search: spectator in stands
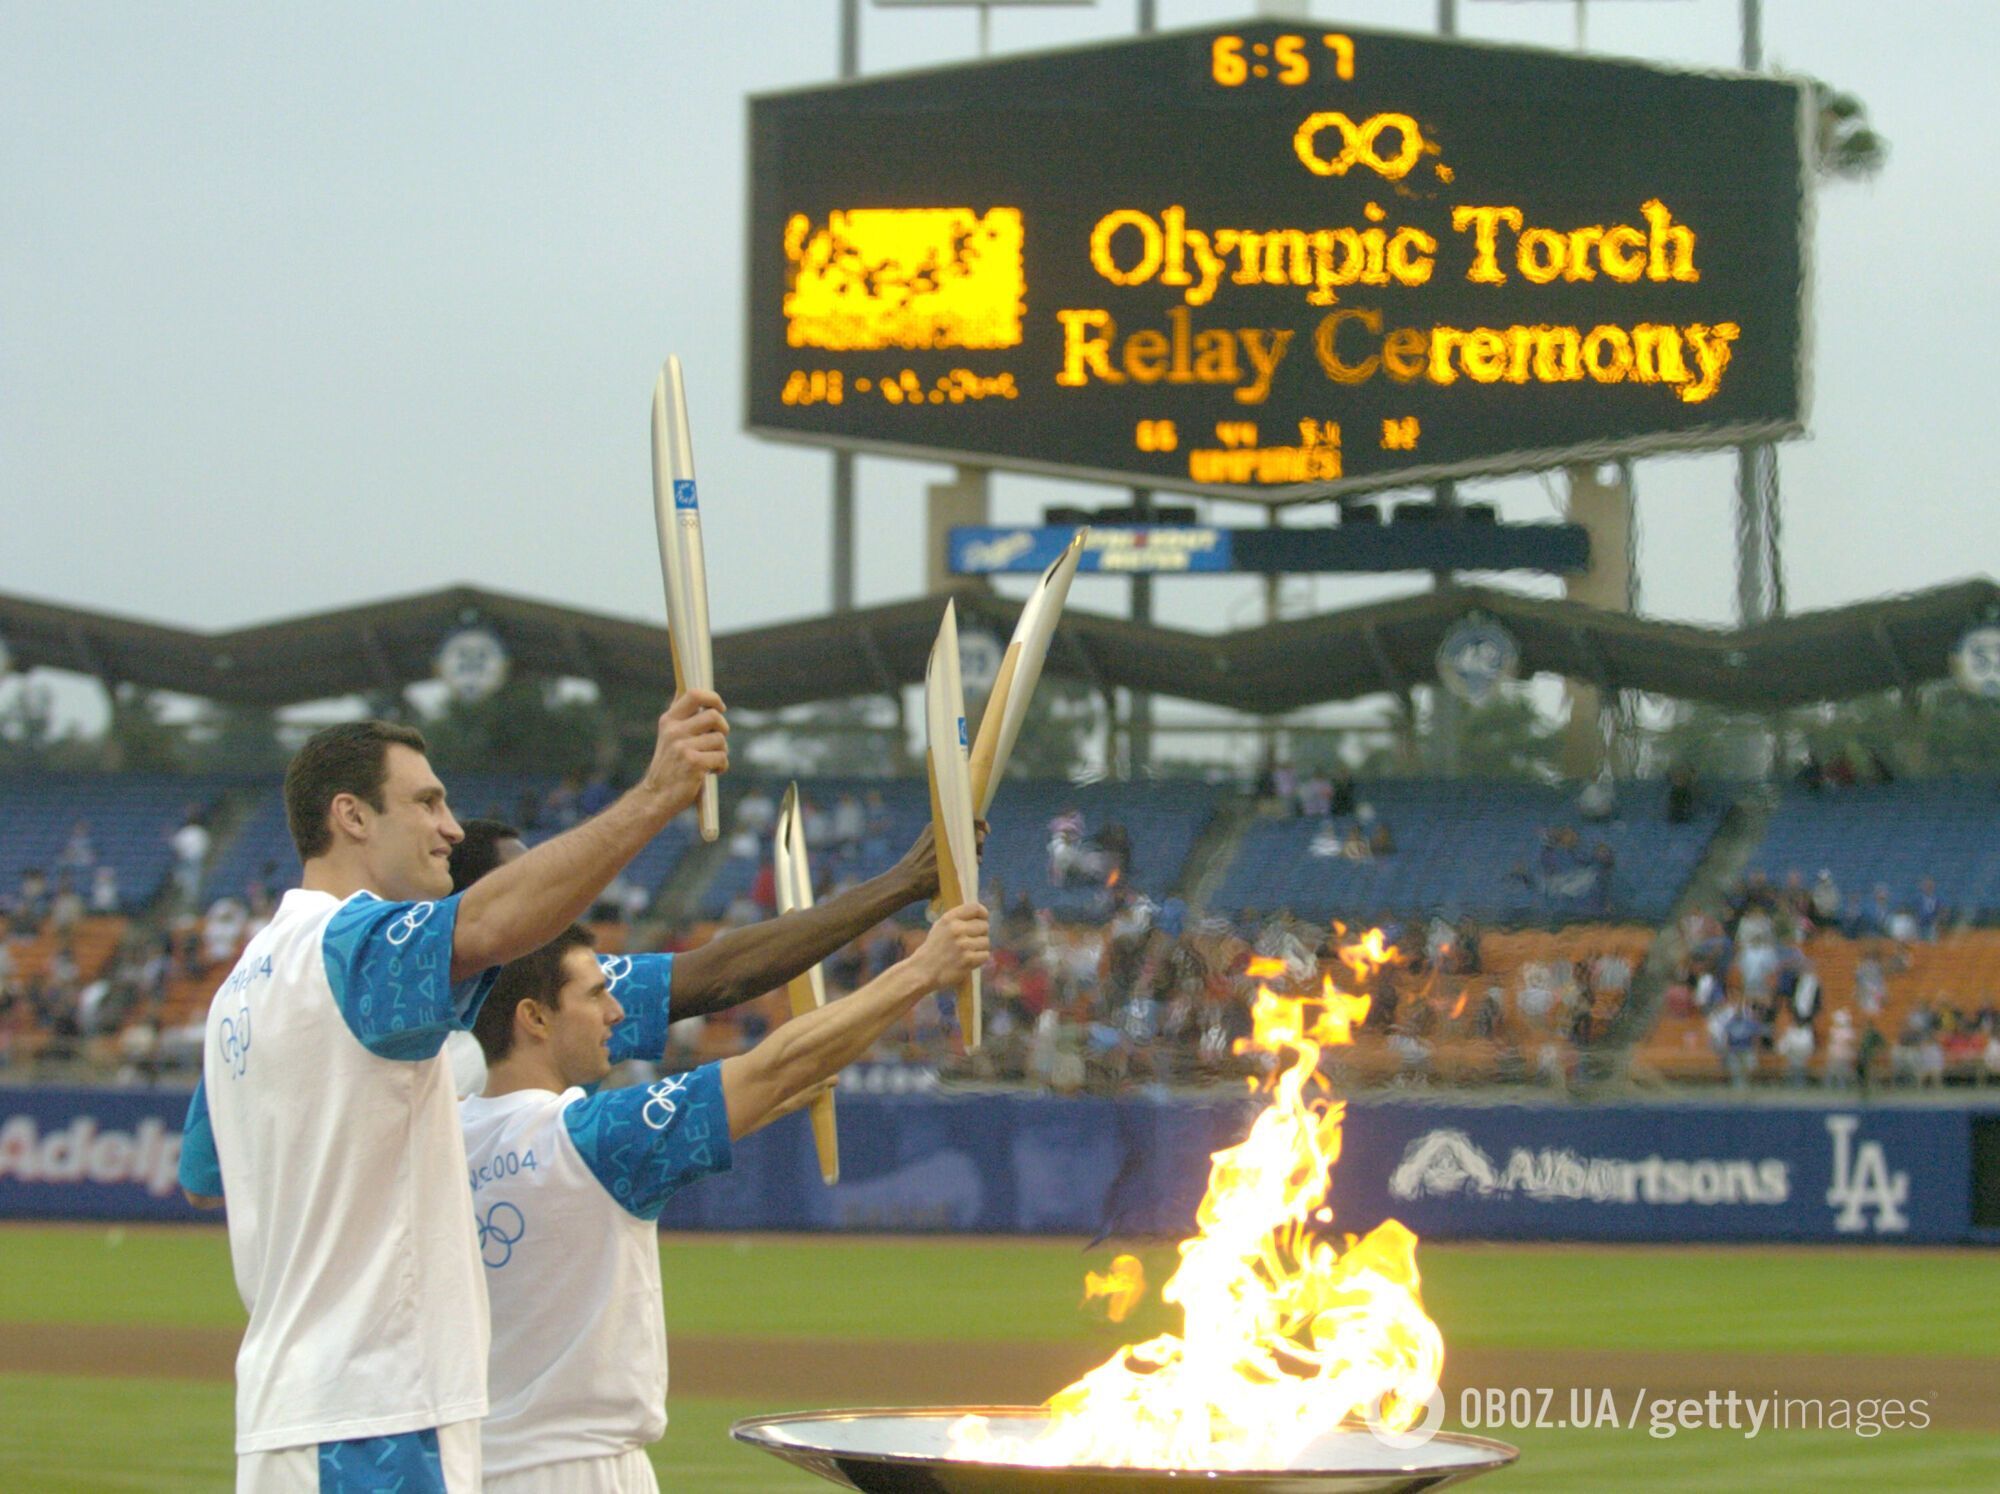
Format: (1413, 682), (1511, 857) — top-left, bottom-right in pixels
(1329, 766), (1358, 818)
(1735, 905), (1778, 1001)
(1588, 842), (1615, 915)
(1665, 765), (1697, 823)
(49, 876), (84, 936)
(1722, 1002), (1763, 1088)
(202, 896), (248, 967)
(1853, 950), (1888, 1018)
(1824, 1007), (1859, 1089)
(1048, 805), (1113, 887)
(832, 792), (866, 852)
(1576, 768), (1615, 822)
(1775, 1015), (1815, 1087)
(1794, 750), (1826, 796)
(89, 864), (120, 915)
(1454, 916), (1484, 976)
(1368, 816), (1396, 858)
(57, 819), (95, 875)
(1892, 1006), (1932, 1087)
(1860, 883), (1895, 940)
(1809, 869), (1842, 928)
(1857, 1021), (1889, 1096)
(1915, 877), (1947, 941)
(1340, 823), (1372, 861)
(168, 810), (210, 906)
(12, 869), (48, 934)
(1776, 871), (1811, 942)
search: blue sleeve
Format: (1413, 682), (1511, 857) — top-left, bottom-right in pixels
(321, 892), (500, 1062)
(562, 1065), (733, 1222)
(178, 1079), (224, 1197)
(602, 952), (675, 1064)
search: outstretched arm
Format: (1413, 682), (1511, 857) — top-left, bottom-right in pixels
(670, 827), (944, 1019)
(450, 691), (727, 981)
(719, 901), (988, 1139)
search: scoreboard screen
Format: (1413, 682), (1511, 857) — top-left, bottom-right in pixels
(745, 22), (1808, 502)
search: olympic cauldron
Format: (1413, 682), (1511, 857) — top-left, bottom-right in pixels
(735, 942), (1521, 1494)
(732, 1408), (1516, 1493)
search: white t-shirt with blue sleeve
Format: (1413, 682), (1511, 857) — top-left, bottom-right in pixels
(180, 887), (500, 1454)
(459, 1065), (731, 1478)
(599, 951), (675, 1064)
(443, 950), (677, 1101)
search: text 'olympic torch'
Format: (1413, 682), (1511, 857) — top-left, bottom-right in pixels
(774, 784), (840, 1185)
(649, 355), (720, 842)
(925, 600), (981, 1050)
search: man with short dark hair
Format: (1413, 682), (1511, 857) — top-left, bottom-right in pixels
(443, 813), (964, 1096)
(178, 694), (728, 1493)
(460, 903), (989, 1492)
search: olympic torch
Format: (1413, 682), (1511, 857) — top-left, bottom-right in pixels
(774, 784), (839, 1185)
(925, 600), (982, 1050)
(649, 356), (720, 841)
(968, 527), (1088, 815)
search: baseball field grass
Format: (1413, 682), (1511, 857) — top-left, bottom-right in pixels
(2, 1226), (1995, 1490)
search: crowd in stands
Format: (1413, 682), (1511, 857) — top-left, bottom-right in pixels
(7, 767), (1999, 1097)
(1666, 863), (2000, 1089)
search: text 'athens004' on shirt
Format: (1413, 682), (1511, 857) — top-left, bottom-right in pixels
(460, 966), (732, 1480)
(177, 888), (501, 1454)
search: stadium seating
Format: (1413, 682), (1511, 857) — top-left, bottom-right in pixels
(698, 778), (1222, 921)
(197, 773), (698, 907)
(1206, 778), (1725, 926)
(1746, 779), (2000, 921)
(0, 773), (223, 911)
(1635, 927), (2000, 1084)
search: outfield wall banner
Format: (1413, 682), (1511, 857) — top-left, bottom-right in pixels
(659, 1096), (1982, 1245)
(0, 1086), (1980, 1242)
(0, 1086), (202, 1222)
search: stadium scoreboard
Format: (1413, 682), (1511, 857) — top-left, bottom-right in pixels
(746, 22), (1809, 502)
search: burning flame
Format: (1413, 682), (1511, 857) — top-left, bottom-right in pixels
(952, 931), (1443, 1470)
(1081, 1254), (1147, 1324)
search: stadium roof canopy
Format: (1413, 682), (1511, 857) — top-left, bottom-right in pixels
(1, 578), (1994, 716)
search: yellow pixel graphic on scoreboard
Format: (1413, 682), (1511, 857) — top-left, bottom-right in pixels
(783, 208), (1025, 351)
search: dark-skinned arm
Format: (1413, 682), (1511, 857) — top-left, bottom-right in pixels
(449, 690), (727, 982)
(719, 902), (989, 1139)
(669, 821), (985, 1020)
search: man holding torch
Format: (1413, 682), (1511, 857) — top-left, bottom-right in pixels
(457, 901), (989, 1492)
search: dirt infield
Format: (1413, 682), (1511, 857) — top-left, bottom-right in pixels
(4, 1322), (1993, 1432)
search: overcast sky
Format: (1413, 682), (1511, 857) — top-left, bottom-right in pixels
(3, 0), (1993, 730)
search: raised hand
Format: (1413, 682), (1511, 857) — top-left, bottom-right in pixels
(643, 689), (729, 817)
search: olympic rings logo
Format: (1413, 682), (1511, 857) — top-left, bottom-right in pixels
(478, 1201), (526, 1268)
(641, 1076), (688, 1131)
(1292, 111), (1428, 181)
(218, 1009), (252, 1079)
(598, 955), (634, 993)
(385, 901), (438, 947)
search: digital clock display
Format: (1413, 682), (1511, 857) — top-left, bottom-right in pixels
(745, 21), (1808, 502)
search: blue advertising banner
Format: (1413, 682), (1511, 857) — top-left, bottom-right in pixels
(1330, 1102), (1972, 1245)
(2, 1085), (1983, 1243)
(949, 525), (1232, 576)
(661, 1094), (1982, 1245)
(0, 1086), (204, 1222)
